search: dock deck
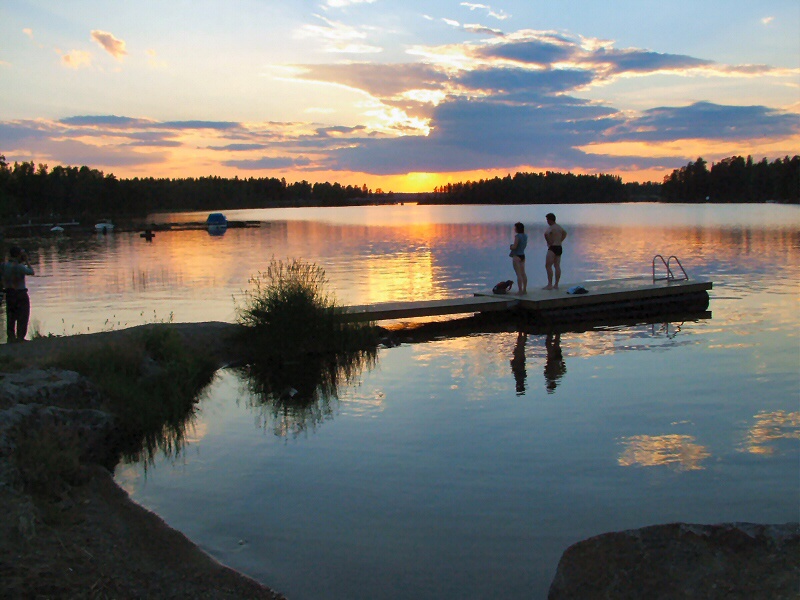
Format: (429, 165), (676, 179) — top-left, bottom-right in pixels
(340, 276), (712, 322)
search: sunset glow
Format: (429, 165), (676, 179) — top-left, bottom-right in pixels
(1, 1), (798, 191)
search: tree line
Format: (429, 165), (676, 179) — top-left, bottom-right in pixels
(425, 171), (633, 204)
(1, 152), (797, 222)
(661, 155), (799, 202)
(0, 155), (375, 221)
(425, 155), (798, 204)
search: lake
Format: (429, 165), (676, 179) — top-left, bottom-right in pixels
(7, 203), (800, 598)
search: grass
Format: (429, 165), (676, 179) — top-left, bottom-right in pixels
(48, 324), (217, 463)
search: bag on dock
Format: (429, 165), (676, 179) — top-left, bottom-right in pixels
(493, 280), (514, 294)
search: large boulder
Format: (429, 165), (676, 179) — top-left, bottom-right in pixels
(549, 522), (800, 599)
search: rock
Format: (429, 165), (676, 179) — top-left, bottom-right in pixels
(0, 369), (118, 479)
(548, 522), (800, 599)
(0, 368), (105, 410)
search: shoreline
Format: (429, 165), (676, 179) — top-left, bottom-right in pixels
(0, 323), (285, 599)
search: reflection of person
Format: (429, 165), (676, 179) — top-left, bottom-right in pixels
(2, 246), (35, 343)
(544, 331), (566, 393)
(509, 222), (528, 294)
(543, 213), (567, 290)
(510, 331), (527, 395)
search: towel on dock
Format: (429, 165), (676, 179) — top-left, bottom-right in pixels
(567, 285), (588, 294)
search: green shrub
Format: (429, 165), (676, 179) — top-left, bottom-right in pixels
(234, 258), (381, 436)
(235, 258), (380, 357)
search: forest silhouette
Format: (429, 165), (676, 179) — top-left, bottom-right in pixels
(0, 153), (797, 223)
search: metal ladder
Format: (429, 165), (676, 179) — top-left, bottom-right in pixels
(652, 255), (688, 283)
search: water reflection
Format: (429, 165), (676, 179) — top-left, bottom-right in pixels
(510, 332), (527, 395)
(618, 434), (711, 471)
(544, 331), (566, 394)
(238, 347), (378, 437)
(8, 204), (798, 339)
(740, 410), (800, 455)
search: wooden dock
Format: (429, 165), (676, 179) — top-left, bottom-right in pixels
(340, 276), (712, 323)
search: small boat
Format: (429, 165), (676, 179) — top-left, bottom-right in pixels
(207, 212), (228, 236)
(95, 220), (114, 234)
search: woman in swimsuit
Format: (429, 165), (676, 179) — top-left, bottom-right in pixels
(509, 222), (528, 294)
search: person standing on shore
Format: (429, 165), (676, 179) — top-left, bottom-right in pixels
(543, 213), (567, 290)
(509, 222), (528, 294)
(2, 246), (34, 343)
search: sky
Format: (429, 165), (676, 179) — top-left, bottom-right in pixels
(1, 0), (798, 192)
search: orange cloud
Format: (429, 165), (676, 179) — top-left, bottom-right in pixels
(61, 50), (92, 69)
(91, 30), (127, 60)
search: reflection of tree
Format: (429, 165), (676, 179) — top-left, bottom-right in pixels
(544, 331), (566, 394)
(510, 332), (527, 395)
(240, 348), (377, 437)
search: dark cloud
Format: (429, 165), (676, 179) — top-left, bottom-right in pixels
(125, 140), (183, 148)
(0, 121), (54, 144)
(58, 116), (241, 132)
(295, 63), (448, 98)
(475, 39), (573, 65)
(160, 120), (241, 130)
(223, 156), (313, 169)
(605, 102), (800, 142)
(588, 48), (713, 74)
(60, 115), (153, 128)
(458, 67), (595, 97)
(208, 143), (269, 151)
(330, 97), (620, 174)
(43, 139), (165, 167)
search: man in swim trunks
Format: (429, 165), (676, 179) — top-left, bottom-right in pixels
(543, 213), (567, 290)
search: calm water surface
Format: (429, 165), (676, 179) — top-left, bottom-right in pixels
(7, 204), (799, 599)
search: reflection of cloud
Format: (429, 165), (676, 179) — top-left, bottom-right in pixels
(91, 30), (127, 60)
(183, 420), (209, 444)
(740, 411), (800, 455)
(618, 434), (711, 471)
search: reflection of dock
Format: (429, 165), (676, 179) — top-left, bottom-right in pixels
(340, 276), (712, 323)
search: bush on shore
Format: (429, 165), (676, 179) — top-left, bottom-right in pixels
(235, 258), (380, 357)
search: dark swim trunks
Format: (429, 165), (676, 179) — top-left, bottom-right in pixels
(511, 253), (525, 261)
(548, 245), (563, 257)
